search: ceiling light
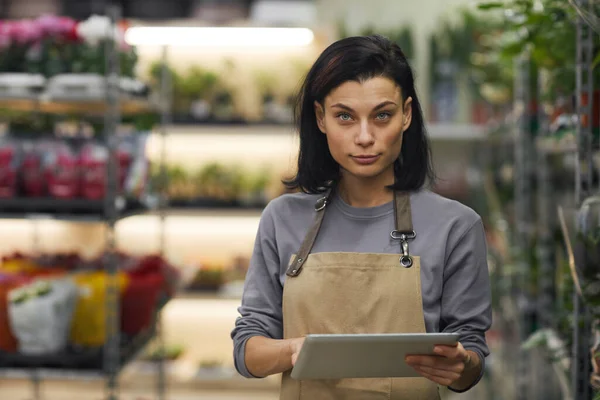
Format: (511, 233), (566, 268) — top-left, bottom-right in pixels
(124, 26), (314, 47)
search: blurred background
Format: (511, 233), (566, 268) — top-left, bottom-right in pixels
(0, 0), (598, 399)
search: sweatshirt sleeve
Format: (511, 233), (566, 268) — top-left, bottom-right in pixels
(440, 217), (492, 392)
(230, 202), (284, 378)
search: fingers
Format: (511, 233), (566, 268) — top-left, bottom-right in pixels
(290, 337), (305, 367)
(405, 355), (464, 374)
(415, 366), (460, 382)
(433, 344), (465, 360)
(413, 362), (464, 378)
(406, 356), (463, 386)
(415, 369), (458, 387)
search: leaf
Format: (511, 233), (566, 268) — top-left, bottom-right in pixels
(593, 51), (600, 70)
(478, 2), (504, 10)
(522, 330), (549, 350)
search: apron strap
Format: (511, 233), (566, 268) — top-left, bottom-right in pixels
(391, 191), (416, 268)
(286, 189), (414, 277)
(393, 191), (414, 233)
(286, 190), (334, 277)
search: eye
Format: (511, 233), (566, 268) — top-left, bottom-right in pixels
(336, 112), (353, 122)
(375, 112), (391, 121)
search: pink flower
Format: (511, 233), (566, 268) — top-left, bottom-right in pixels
(0, 22), (11, 49)
(9, 20), (43, 44)
(37, 15), (64, 36)
(36, 15), (78, 41)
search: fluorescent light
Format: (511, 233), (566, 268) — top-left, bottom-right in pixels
(124, 27), (314, 47)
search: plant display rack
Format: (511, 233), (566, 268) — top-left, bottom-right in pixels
(483, 1), (599, 399)
(0, 7), (171, 400)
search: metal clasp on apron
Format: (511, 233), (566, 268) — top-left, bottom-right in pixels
(390, 230), (416, 268)
(314, 196), (328, 211)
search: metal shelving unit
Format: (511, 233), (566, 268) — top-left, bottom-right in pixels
(0, 7), (170, 400)
(513, 50), (537, 400)
(526, 1), (597, 398)
(572, 1), (595, 398)
(535, 67), (560, 400)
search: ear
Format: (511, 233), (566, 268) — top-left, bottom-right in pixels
(314, 101), (326, 133)
(402, 97), (413, 132)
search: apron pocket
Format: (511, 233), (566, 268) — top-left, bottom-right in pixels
(300, 378), (391, 400)
(390, 377), (440, 400)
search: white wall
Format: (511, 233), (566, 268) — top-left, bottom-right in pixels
(6, 0), (60, 18)
(315, 0), (478, 122)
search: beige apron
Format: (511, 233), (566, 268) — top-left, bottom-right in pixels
(280, 190), (440, 400)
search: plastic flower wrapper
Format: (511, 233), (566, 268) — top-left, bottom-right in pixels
(76, 15), (121, 47)
(31, 15), (80, 76)
(36, 15), (79, 42)
(0, 22), (10, 49)
(7, 20), (43, 45)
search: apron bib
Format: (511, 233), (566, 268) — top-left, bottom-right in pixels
(280, 190), (440, 400)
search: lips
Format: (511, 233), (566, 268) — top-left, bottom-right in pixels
(351, 155), (380, 165)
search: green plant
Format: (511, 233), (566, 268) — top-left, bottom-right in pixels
(255, 69), (278, 103)
(3, 112), (55, 135)
(576, 228), (600, 319)
(477, 0), (596, 101)
(429, 7), (511, 105)
(387, 26), (415, 60)
(141, 343), (185, 362)
(522, 329), (571, 397)
(148, 62), (224, 116)
(190, 267), (225, 289)
(247, 168), (271, 195)
(180, 66), (219, 101)
(199, 359), (223, 369)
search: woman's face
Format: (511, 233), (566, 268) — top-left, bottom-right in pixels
(315, 76), (412, 183)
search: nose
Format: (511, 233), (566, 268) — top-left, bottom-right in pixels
(355, 121), (375, 147)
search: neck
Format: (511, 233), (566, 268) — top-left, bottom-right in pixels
(338, 170), (394, 208)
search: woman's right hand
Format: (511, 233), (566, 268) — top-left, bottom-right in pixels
(289, 337), (305, 366)
(245, 336), (306, 377)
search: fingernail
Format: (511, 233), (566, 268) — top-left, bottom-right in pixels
(433, 347), (442, 353)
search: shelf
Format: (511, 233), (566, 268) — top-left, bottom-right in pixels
(0, 97), (154, 116)
(0, 295), (172, 379)
(0, 97), (40, 113)
(0, 197), (152, 222)
(0, 327), (155, 380)
(168, 198), (267, 211)
(41, 96), (153, 116)
(0, 367), (104, 381)
(536, 137), (577, 155)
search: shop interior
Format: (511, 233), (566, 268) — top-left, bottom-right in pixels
(0, 0), (598, 399)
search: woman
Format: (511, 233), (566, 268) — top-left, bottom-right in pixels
(231, 35), (492, 399)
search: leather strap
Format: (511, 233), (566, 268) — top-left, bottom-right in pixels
(393, 190), (414, 233)
(286, 190), (334, 277)
(286, 189), (413, 277)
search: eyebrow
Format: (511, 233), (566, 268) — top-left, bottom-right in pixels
(330, 100), (397, 112)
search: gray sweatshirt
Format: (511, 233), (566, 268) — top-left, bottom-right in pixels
(231, 189), (492, 392)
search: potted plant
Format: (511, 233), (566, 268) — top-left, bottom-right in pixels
(477, 1), (592, 138)
(196, 358), (236, 379)
(140, 342), (185, 363)
(188, 263), (225, 292)
(184, 67), (219, 122)
(239, 169), (271, 208)
(211, 89), (236, 122)
(574, 196), (600, 319)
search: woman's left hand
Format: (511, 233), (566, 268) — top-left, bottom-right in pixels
(405, 342), (472, 387)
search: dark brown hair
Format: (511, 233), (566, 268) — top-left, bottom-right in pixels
(284, 34), (434, 193)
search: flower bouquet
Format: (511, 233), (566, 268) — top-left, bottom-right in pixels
(0, 14), (136, 77)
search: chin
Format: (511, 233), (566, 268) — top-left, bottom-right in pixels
(342, 166), (387, 180)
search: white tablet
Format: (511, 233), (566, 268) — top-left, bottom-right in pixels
(290, 333), (460, 380)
